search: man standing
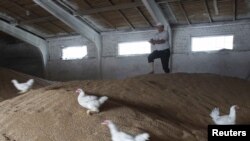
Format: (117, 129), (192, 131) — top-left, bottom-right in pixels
(148, 22), (170, 74)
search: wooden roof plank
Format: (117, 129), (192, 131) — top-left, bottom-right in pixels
(78, 1), (144, 15)
(178, 1), (191, 24)
(20, 16), (56, 24)
(107, 0), (135, 29)
(233, 0), (237, 21)
(82, 0), (114, 29)
(137, 7), (153, 27)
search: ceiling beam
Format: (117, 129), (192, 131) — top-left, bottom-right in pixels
(18, 24), (55, 38)
(178, 1), (191, 24)
(0, 11), (56, 38)
(55, 0), (101, 32)
(0, 19), (48, 68)
(119, 10), (135, 29)
(99, 0), (151, 28)
(129, 0), (152, 26)
(233, 0), (237, 21)
(34, 0), (102, 79)
(204, 0), (212, 23)
(174, 18), (250, 29)
(107, 0), (135, 29)
(157, 0), (183, 4)
(137, 7), (153, 27)
(2, 1), (68, 37)
(141, 0), (172, 44)
(0, 12), (17, 24)
(141, 0), (170, 27)
(82, 0), (114, 29)
(164, 2), (178, 23)
(78, 1), (144, 15)
(12, 1), (69, 35)
(33, 0), (100, 43)
(213, 0), (219, 15)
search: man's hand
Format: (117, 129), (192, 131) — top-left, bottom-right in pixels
(149, 39), (155, 45)
(150, 39), (166, 45)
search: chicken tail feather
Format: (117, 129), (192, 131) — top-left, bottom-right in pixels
(210, 107), (220, 120)
(27, 79), (34, 86)
(98, 96), (108, 104)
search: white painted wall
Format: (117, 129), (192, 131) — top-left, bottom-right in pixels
(172, 22), (250, 79)
(102, 30), (165, 79)
(46, 31), (165, 80)
(46, 36), (98, 81)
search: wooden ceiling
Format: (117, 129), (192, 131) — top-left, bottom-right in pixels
(158, 0), (250, 25)
(0, 0), (250, 43)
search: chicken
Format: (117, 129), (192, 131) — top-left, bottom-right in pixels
(75, 88), (108, 115)
(102, 120), (150, 141)
(210, 105), (239, 125)
(11, 79), (34, 94)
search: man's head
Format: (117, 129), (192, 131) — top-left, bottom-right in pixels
(155, 22), (164, 32)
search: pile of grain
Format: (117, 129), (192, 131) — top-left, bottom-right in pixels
(0, 69), (250, 141)
(0, 67), (52, 101)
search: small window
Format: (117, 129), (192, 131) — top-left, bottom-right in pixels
(191, 35), (234, 52)
(118, 41), (151, 56)
(62, 46), (87, 60)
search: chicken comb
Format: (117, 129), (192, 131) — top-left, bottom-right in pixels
(75, 88), (81, 92)
(101, 120), (109, 125)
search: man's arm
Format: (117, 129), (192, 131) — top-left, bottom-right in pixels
(150, 38), (166, 44)
(153, 39), (166, 44)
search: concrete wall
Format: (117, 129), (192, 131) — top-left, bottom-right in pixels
(47, 21), (250, 80)
(47, 36), (99, 81)
(43, 21), (250, 81)
(102, 30), (165, 79)
(172, 22), (250, 79)
(47, 31), (165, 80)
(0, 43), (44, 77)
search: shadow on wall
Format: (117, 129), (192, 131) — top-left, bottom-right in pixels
(0, 43), (44, 78)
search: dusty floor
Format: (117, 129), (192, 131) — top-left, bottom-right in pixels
(0, 68), (250, 141)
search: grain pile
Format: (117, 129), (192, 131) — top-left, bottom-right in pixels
(0, 67), (52, 101)
(0, 69), (250, 141)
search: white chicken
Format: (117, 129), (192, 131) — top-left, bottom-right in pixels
(210, 105), (239, 125)
(75, 88), (108, 115)
(102, 120), (150, 141)
(11, 79), (34, 94)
